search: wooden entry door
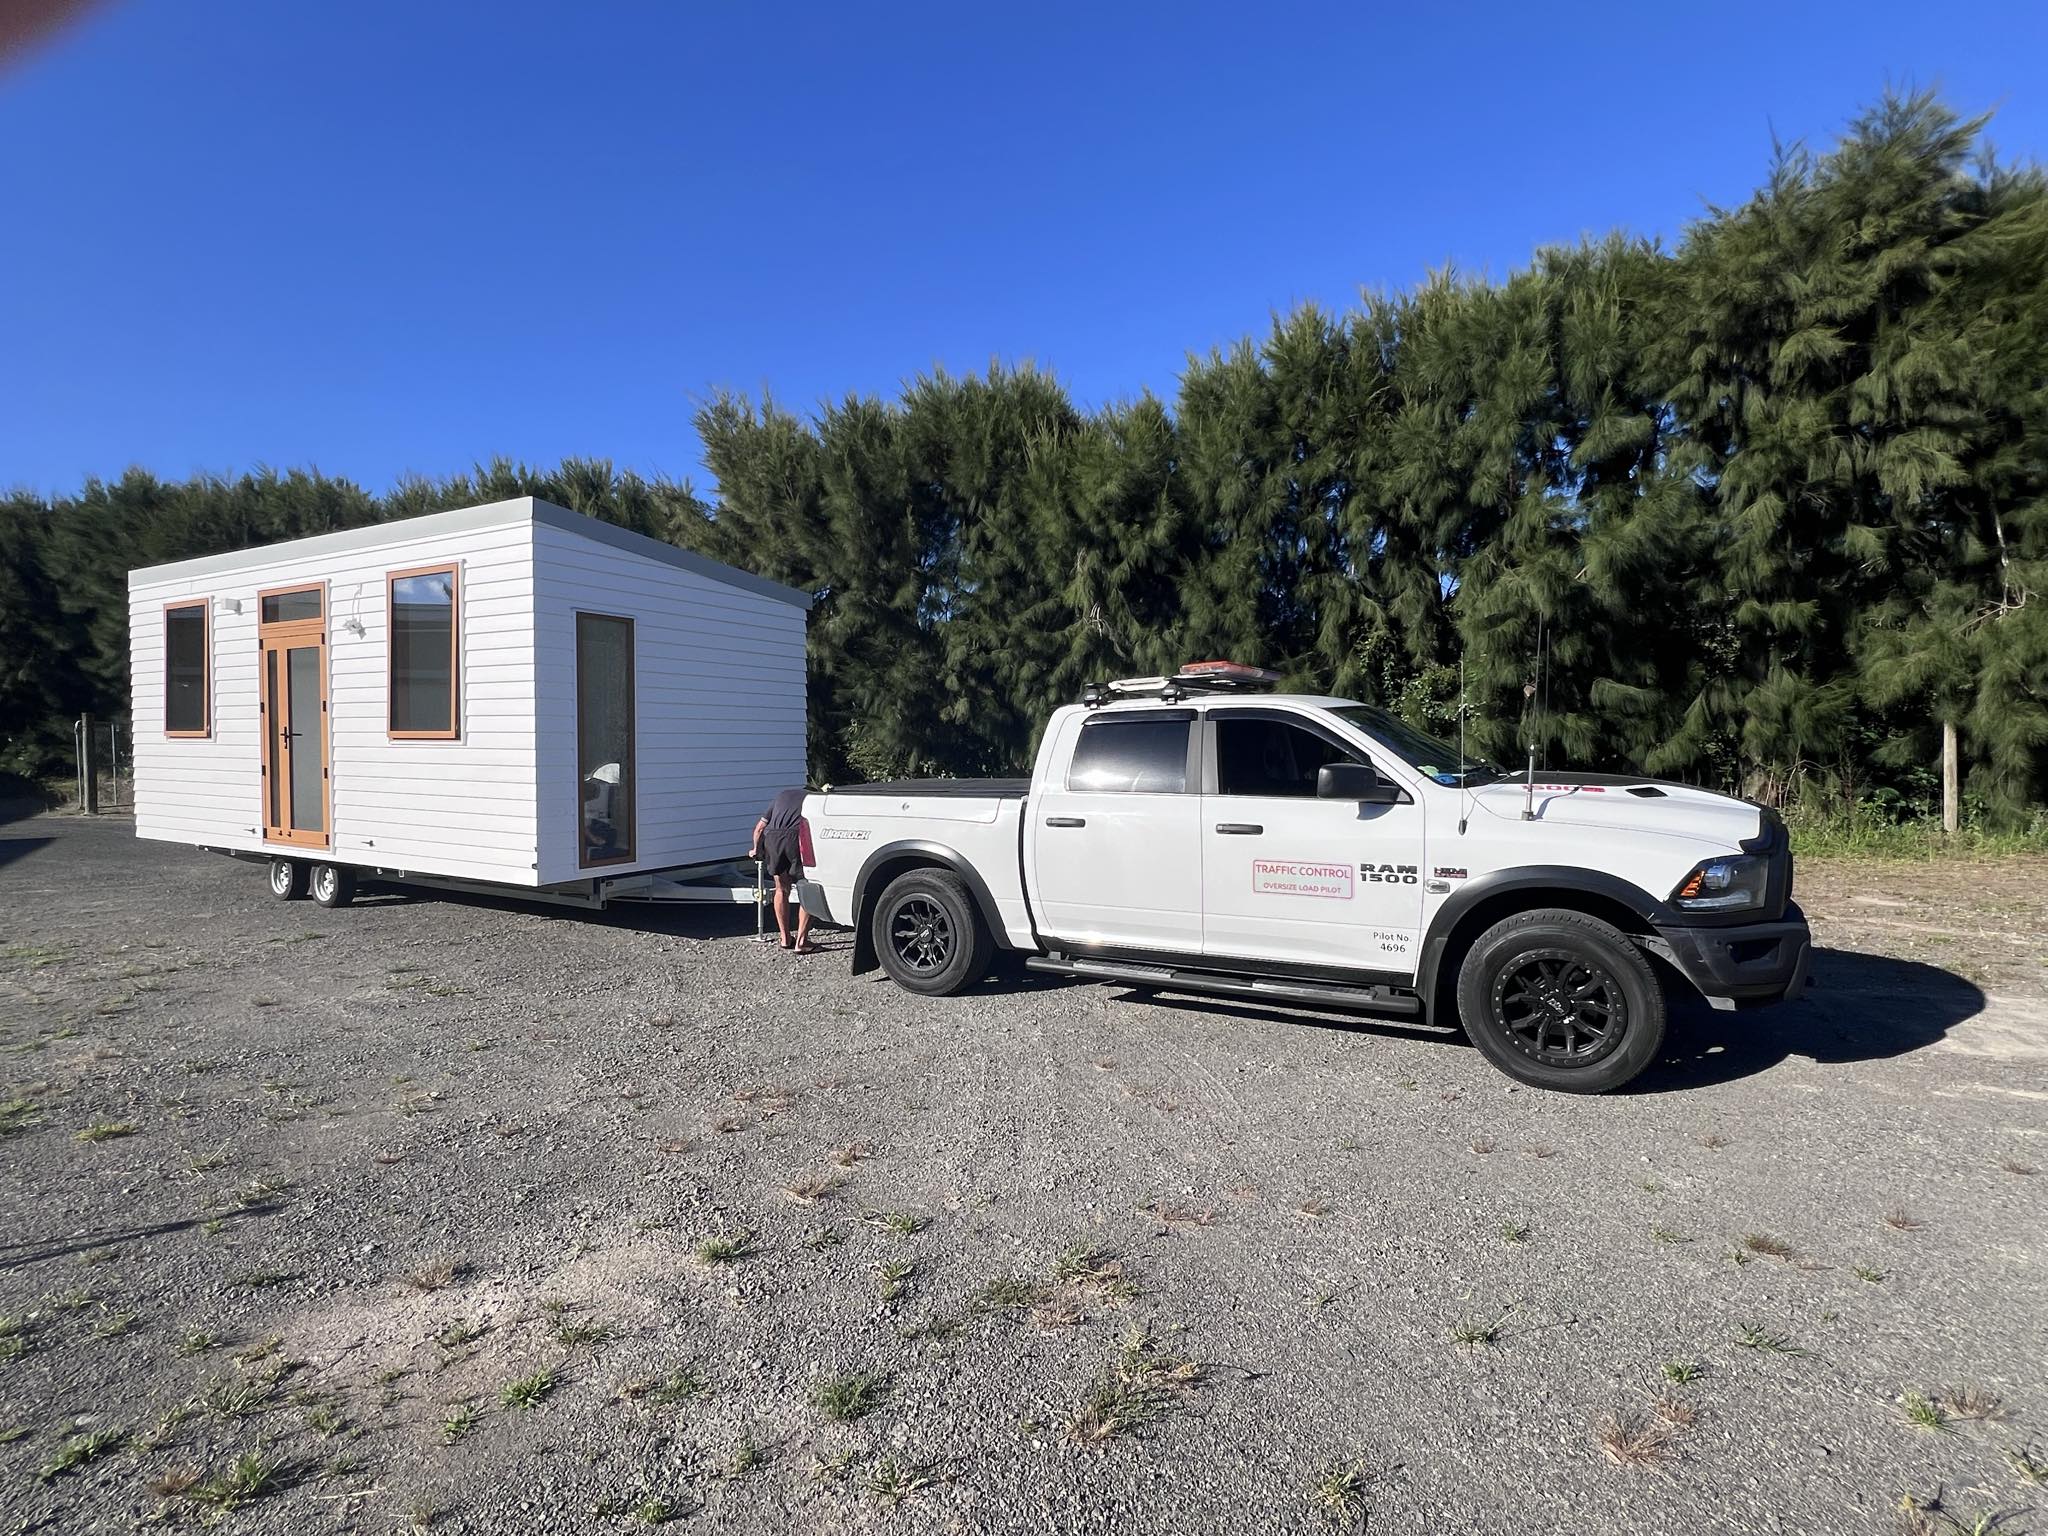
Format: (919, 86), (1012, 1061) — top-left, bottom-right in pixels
(258, 585), (330, 848)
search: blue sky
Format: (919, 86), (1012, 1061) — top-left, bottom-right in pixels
(2, 0), (2044, 499)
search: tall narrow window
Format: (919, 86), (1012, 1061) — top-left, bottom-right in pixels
(165, 601), (210, 736)
(576, 613), (635, 867)
(388, 565), (459, 737)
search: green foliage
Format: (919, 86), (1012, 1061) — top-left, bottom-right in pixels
(2, 90), (2043, 819)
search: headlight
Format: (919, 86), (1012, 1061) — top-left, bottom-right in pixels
(1671, 855), (1767, 912)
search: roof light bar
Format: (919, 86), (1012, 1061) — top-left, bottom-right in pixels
(1080, 660), (1283, 706)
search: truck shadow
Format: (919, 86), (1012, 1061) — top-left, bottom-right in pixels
(1083, 946), (1981, 1093)
(1629, 946), (1983, 1094)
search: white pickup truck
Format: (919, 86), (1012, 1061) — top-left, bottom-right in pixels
(796, 667), (1810, 1093)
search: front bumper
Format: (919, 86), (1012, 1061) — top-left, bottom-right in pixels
(1646, 903), (1811, 1012)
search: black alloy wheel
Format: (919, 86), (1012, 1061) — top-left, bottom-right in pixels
(889, 894), (955, 976)
(1491, 949), (1625, 1068)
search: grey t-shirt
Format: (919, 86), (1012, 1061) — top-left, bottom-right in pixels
(764, 788), (805, 829)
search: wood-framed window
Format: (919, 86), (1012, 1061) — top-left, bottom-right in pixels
(387, 563), (460, 739)
(576, 612), (636, 868)
(164, 599), (211, 737)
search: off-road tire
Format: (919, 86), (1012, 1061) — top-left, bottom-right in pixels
(1455, 908), (1666, 1094)
(870, 867), (995, 997)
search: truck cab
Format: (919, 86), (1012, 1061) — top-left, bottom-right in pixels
(797, 667), (1810, 1094)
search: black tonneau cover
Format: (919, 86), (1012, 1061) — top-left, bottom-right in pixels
(827, 779), (1032, 799)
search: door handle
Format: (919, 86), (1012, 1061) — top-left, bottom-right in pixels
(1045, 816), (1086, 828)
(1215, 823), (1263, 835)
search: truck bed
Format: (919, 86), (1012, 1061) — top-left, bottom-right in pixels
(825, 779), (1033, 799)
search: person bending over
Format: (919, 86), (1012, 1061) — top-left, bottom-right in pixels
(750, 786), (815, 953)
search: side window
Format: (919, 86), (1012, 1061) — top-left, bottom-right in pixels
(165, 601), (209, 737)
(1214, 716), (1359, 797)
(1067, 717), (1190, 794)
(389, 565), (460, 737)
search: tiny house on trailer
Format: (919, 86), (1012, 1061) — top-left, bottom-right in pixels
(127, 496), (809, 907)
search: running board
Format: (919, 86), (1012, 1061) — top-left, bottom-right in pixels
(1024, 955), (1423, 1018)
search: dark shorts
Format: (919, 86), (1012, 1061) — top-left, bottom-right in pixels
(762, 828), (804, 879)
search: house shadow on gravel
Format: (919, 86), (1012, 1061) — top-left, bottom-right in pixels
(1064, 945), (1981, 1094)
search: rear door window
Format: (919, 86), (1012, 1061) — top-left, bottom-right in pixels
(1067, 716), (1192, 794)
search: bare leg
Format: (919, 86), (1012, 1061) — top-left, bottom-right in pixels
(795, 901), (814, 950)
(772, 877), (794, 945)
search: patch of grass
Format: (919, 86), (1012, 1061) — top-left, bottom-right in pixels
(500, 1367), (558, 1410)
(187, 1452), (285, 1513)
(439, 1403), (476, 1444)
(0, 1425), (29, 1444)
(2006, 1443), (2047, 1486)
(1733, 1322), (1810, 1357)
(1053, 1244), (1139, 1302)
(40, 1425), (125, 1481)
(0, 1097), (41, 1137)
(1499, 1220), (1529, 1245)
(75, 1119), (137, 1143)
(970, 1274), (1047, 1315)
(1650, 1225), (1692, 1245)
(810, 1447), (861, 1483)
(1652, 1393), (1698, 1429)
(876, 1260), (915, 1302)
(721, 1434), (764, 1479)
(303, 1405), (346, 1437)
(864, 1453), (942, 1505)
(1854, 1264), (1888, 1283)
(781, 1171), (845, 1205)
(803, 1226), (843, 1252)
(831, 1140), (873, 1167)
(1309, 1460), (1375, 1526)
(1449, 1314), (1501, 1348)
(1596, 1412), (1670, 1467)
(1883, 1205), (1925, 1231)
(0, 1313), (36, 1360)
(632, 1495), (682, 1525)
(551, 1317), (615, 1349)
(407, 1258), (463, 1292)
(1935, 1385), (2005, 1423)
(435, 1319), (489, 1350)
(862, 1209), (929, 1238)
(1662, 1360), (1704, 1385)
(1067, 1324), (1203, 1442)
(1740, 1232), (1794, 1260)
(626, 1365), (708, 1405)
(813, 1371), (889, 1422)
(91, 1309), (139, 1339)
(1901, 1392), (1954, 1435)
(694, 1230), (757, 1266)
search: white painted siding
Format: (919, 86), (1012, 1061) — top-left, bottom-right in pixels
(531, 522), (807, 884)
(129, 511), (544, 884)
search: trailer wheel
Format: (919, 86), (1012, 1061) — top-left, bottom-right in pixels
(1455, 908), (1665, 1094)
(267, 858), (308, 901)
(871, 867), (994, 997)
(309, 864), (357, 909)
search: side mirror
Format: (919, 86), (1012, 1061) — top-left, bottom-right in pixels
(1318, 761), (1401, 804)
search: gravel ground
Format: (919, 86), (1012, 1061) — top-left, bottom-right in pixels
(2, 812), (2045, 1536)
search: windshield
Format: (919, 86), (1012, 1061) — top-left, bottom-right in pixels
(1328, 705), (1505, 787)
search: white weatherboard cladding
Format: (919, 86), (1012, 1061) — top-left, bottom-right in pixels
(128, 497), (810, 891)
(129, 517), (542, 883)
(530, 520), (807, 884)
